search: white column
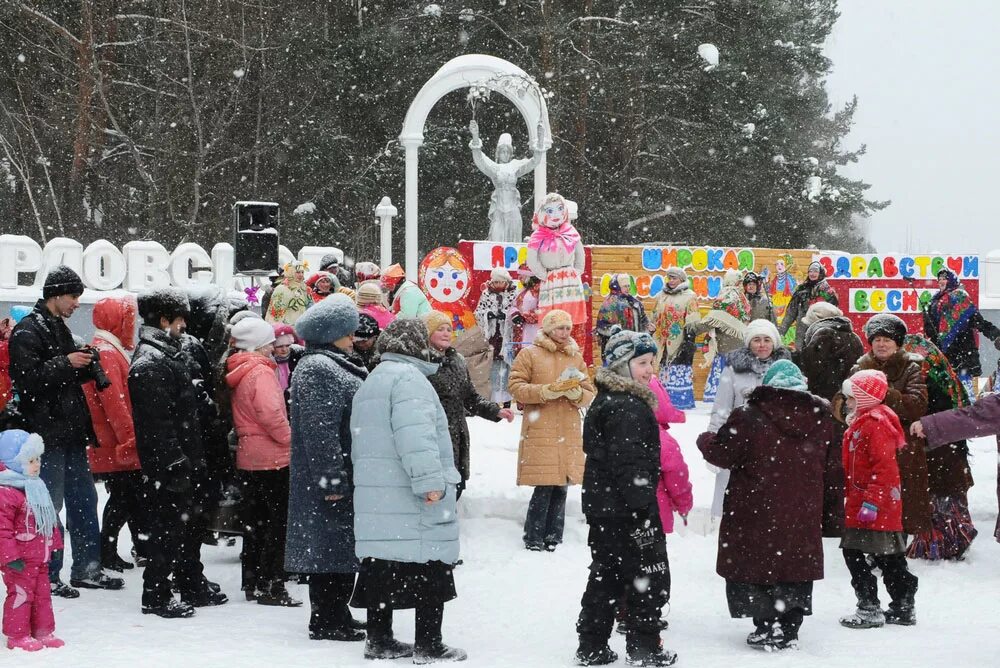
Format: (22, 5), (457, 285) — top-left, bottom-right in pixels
(534, 152), (547, 213)
(375, 196), (398, 268)
(401, 137), (422, 282)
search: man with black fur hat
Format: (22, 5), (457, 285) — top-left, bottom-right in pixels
(8, 265), (125, 597)
(130, 288), (228, 618)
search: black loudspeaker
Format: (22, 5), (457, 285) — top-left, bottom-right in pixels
(233, 201), (280, 274)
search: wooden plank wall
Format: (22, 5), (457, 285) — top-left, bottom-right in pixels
(588, 245), (816, 399)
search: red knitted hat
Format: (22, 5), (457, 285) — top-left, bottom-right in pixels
(844, 369), (889, 411)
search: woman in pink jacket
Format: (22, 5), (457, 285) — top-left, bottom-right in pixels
(225, 318), (299, 607)
(649, 377), (694, 534)
(1, 430), (63, 651)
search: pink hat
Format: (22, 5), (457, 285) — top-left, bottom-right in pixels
(843, 370), (889, 412)
(272, 323), (300, 347)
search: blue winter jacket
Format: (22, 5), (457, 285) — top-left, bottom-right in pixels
(351, 352), (461, 565)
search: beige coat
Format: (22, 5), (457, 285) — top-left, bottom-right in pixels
(509, 332), (595, 486)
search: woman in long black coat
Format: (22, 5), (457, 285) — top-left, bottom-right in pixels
(698, 360), (842, 651)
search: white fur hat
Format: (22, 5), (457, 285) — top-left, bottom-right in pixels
(743, 319), (782, 347)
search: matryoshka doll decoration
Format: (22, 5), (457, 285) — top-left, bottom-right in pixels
(418, 247), (478, 333)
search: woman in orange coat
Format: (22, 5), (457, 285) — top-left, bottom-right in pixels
(82, 296), (146, 572)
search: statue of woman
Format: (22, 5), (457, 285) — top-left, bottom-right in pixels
(469, 120), (547, 243)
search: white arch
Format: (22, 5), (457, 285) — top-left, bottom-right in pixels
(399, 54), (553, 280)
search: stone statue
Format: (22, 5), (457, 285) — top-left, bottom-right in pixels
(469, 119), (547, 243)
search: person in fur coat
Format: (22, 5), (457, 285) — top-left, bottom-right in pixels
(0, 430), (64, 651)
(838, 370), (919, 630)
(832, 314), (932, 536)
(424, 312), (513, 499)
(575, 330), (677, 667)
(796, 302), (864, 401)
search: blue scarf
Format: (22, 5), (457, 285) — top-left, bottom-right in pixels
(0, 468), (57, 539)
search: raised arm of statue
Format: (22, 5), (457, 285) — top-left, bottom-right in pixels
(514, 122), (547, 179)
(469, 120), (500, 179)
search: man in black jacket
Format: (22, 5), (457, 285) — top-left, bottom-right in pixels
(130, 288), (228, 618)
(8, 265), (125, 597)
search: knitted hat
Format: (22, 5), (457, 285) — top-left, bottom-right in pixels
(490, 266), (513, 283)
(843, 369), (889, 411)
(376, 317), (430, 359)
(272, 323), (297, 347)
(541, 309), (573, 334)
(137, 288), (190, 326)
(229, 309), (261, 326)
(355, 261), (381, 283)
(863, 313), (907, 346)
(665, 267), (687, 282)
(742, 271), (761, 286)
(0, 429), (55, 539)
(761, 359), (808, 392)
(743, 318), (782, 347)
(356, 280), (387, 307)
(355, 313), (380, 340)
(42, 265), (84, 300)
(9, 305), (32, 324)
(0, 429), (44, 475)
(320, 253), (340, 272)
(603, 327), (658, 377)
(294, 293), (359, 345)
(801, 301), (844, 327)
(423, 310), (452, 335)
(231, 317), (276, 351)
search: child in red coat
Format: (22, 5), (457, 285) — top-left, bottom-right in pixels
(0, 430), (63, 651)
(839, 370), (919, 629)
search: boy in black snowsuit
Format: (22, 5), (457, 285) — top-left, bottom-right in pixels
(576, 329), (677, 667)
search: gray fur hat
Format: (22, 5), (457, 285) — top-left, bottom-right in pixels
(294, 293), (358, 344)
(863, 313), (907, 346)
(376, 317), (430, 359)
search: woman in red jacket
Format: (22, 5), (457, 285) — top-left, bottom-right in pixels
(82, 296), (146, 572)
(225, 317), (299, 607)
(839, 370), (919, 630)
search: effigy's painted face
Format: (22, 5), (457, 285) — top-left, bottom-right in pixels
(542, 201), (565, 228)
(425, 261), (469, 303)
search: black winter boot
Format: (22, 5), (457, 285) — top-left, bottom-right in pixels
(885, 598), (916, 626)
(256, 580), (303, 607)
(626, 634), (678, 667)
(746, 620), (775, 649)
(575, 641), (618, 666)
(363, 637), (414, 659)
(413, 641), (468, 664)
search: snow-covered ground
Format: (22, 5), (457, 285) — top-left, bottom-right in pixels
(15, 405), (1000, 666)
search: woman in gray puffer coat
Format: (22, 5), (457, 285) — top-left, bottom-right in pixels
(706, 319), (791, 518)
(349, 318), (466, 663)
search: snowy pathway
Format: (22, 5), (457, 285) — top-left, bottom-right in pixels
(17, 407), (1000, 667)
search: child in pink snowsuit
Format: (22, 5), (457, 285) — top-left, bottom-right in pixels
(0, 429), (63, 652)
(649, 377), (694, 533)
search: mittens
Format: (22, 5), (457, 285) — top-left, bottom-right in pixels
(564, 386), (584, 402)
(539, 385), (561, 402)
(7, 559), (25, 572)
(857, 502), (878, 523)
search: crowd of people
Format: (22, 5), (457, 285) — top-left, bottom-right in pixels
(1, 252), (999, 666)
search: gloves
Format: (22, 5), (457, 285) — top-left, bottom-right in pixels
(539, 385), (562, 402)
(6, 559), (25, 572)
(857, 502), (878, 523)
(564, 386), (583, 403)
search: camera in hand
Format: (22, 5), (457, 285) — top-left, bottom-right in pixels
(81, 346), (113, 391)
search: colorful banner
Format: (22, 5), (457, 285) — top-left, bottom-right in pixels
(641, 247), (756, 273)
(471, 242), (527, 271)
(814, 253), (979, 281)
(848, 287), (936, 314)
